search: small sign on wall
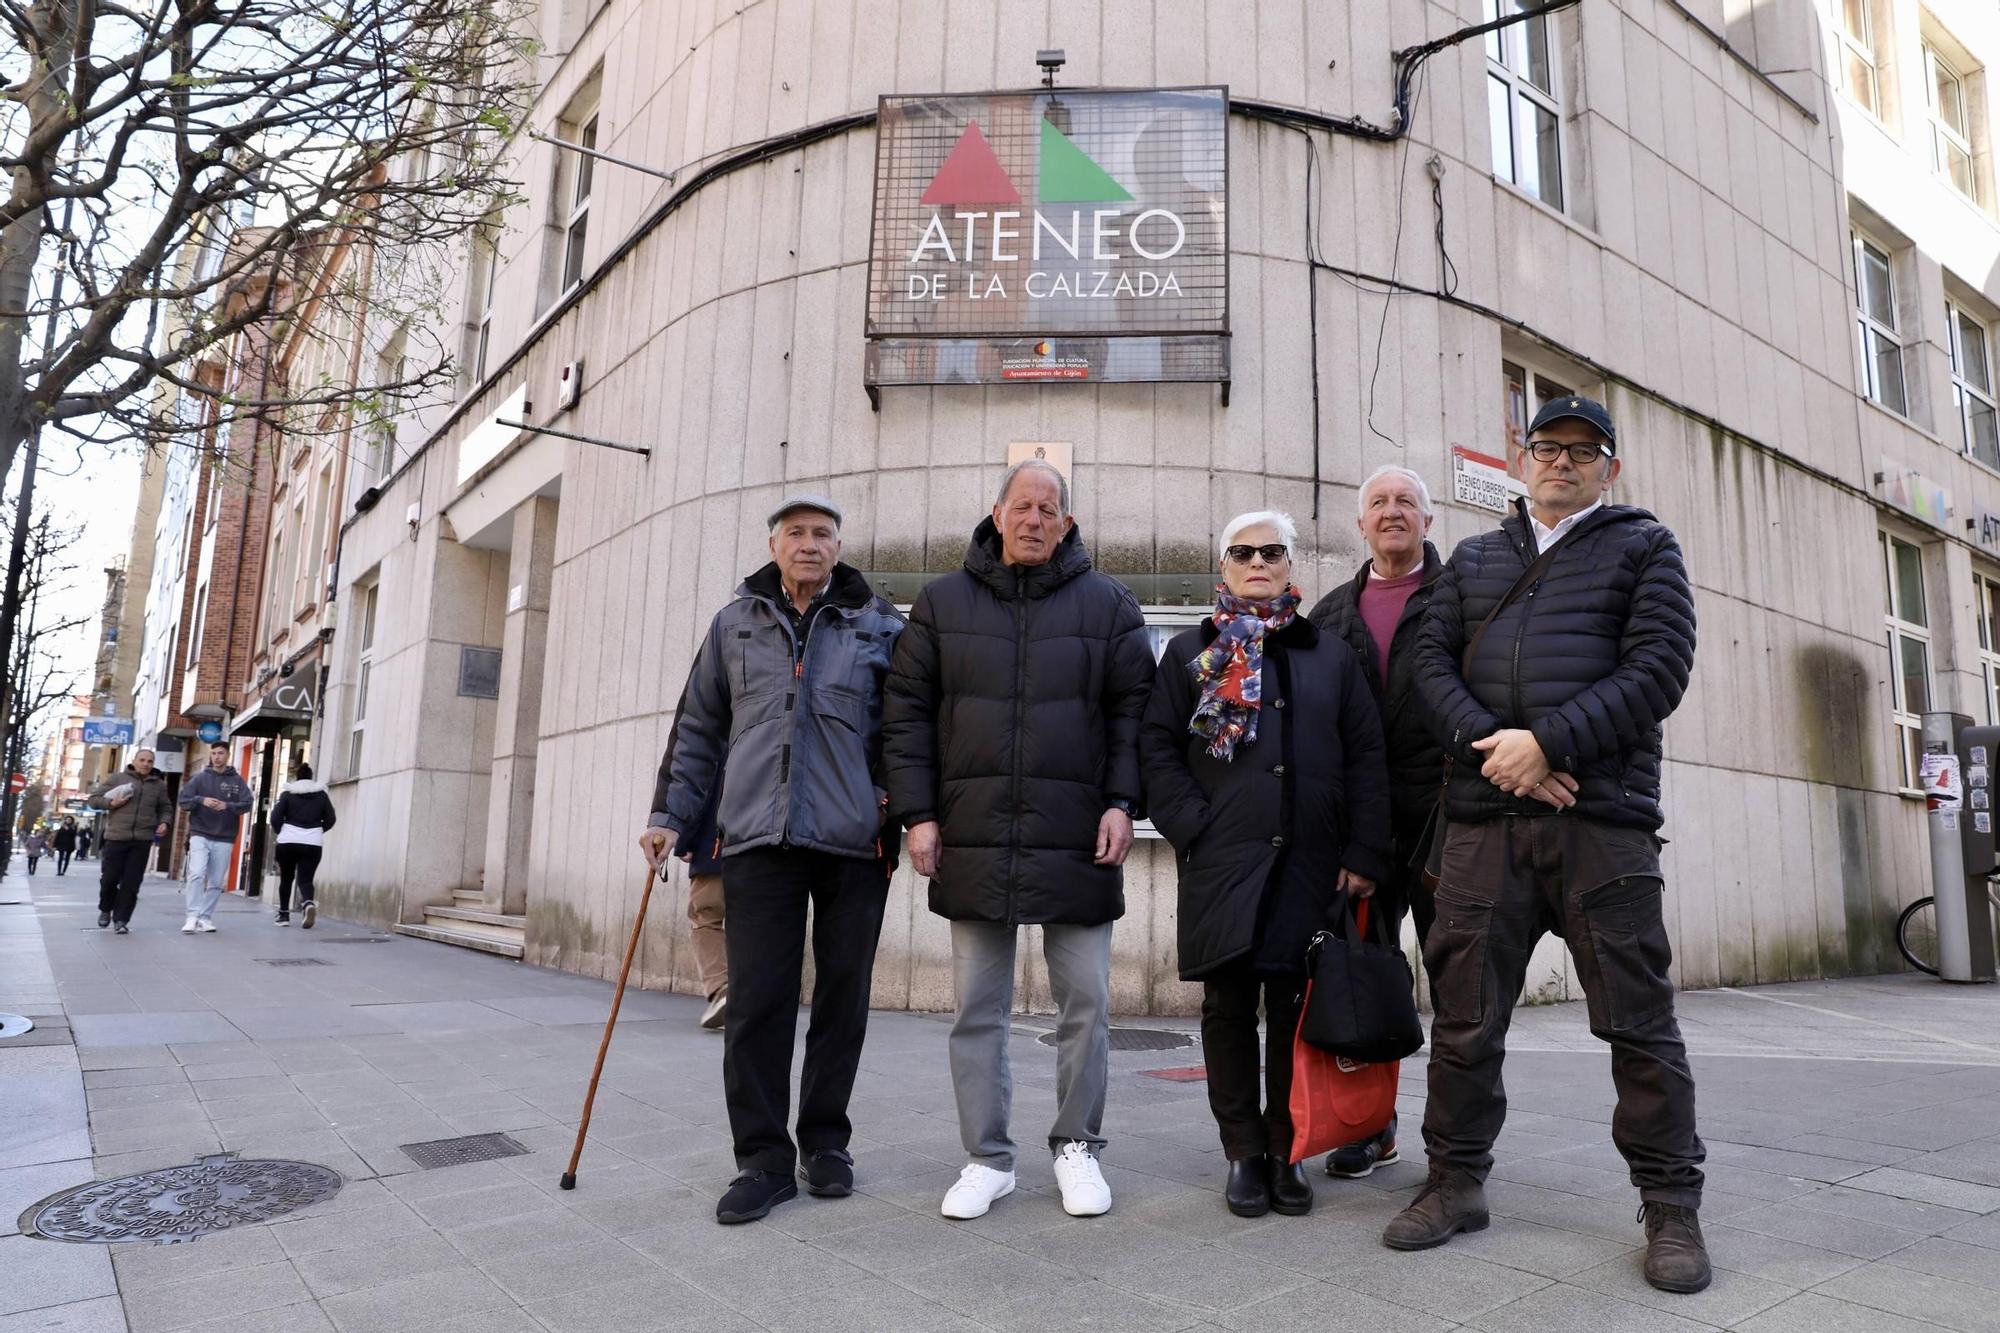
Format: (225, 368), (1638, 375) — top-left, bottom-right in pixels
(1450, 444), (1520, 515)
(1007, 441), (1072, 482)
(458, 647), (502, 700)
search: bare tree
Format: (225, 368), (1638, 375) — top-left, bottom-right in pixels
(1, 0), (534, 482)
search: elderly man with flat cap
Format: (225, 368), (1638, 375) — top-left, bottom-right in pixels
(1390, 395), (1709, 1294)
(643, 493), (905, 1225)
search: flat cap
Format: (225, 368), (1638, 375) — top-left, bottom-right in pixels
(1527, 393), (1616, 450)
(767, 492), (842, 529)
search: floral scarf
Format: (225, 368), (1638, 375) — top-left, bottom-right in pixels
(1188, 584), (1302, 761)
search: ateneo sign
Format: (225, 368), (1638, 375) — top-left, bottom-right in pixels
(865, 86), (1229, 390)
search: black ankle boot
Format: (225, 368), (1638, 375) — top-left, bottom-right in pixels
(1270, 1159), (1314, 1215)
(1225, 1156), (1271, 1218)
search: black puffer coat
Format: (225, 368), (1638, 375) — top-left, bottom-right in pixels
(1142, 616), (1392, 979)
(1309, 542), (1447, 855)
(883, 520), (1154, 925)
(1412, 503), (1696, 832)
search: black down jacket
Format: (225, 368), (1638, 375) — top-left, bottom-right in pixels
(883, 520), (1154, 925)
(1141, 616), (1392, 979)
(1308, 541), (1447, 856)
(1412, 502), (1696, 832)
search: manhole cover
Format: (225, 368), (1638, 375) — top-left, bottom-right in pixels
(20, 1154), (343, 1244)
(400, 1132), (529, 1170)
(256, 958), (331, 966)
(0, 1014), (34, 1039)
(1039, 1027), (1195, 1052)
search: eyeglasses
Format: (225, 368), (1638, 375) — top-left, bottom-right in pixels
(1224, 544), (1291, 564)
(1525, 440), (1612, 464)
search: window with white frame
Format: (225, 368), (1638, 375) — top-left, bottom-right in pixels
(1882, 532), (1932, 791)
(1928, 45), (1977, 199)
(1839, 0), (1881, 116)
(1502, 357), (1581, 454)
(1949, 300), (2000, 468)
(348, 581), (380, 779)
(1977, 572), (2000, 725)
(185, 584), (208, 672)
(1853, 232), (1908, 416)
(1484, 0), (1565, 209)
(469, 221), (500, 384)
(559, 113), (597, 293)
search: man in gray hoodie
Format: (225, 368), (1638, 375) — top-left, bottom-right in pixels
(177, 742), (253, 933)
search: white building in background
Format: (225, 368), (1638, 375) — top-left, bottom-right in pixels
(297, 0), (2000, 1012)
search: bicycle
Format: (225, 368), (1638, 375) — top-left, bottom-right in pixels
(1895, 881), (2000, 976)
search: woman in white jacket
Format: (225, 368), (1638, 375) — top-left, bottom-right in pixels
(269, 763), (336, 927)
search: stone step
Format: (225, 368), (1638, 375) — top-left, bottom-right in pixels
(451, 889), (484, 905)
(424, 905), (526, 930)
(393, 922), (524, 959)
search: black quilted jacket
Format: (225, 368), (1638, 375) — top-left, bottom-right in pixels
(883, 520), (1154, 925)
(1412, 503), (1696, 832)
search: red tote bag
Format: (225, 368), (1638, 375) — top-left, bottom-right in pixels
(1287, 900), (1402, 1164)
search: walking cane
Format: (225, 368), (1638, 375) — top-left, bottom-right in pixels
(560, 859), (664, 1190)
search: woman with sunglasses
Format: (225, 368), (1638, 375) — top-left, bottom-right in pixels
(1140, 510), (1392, 1218)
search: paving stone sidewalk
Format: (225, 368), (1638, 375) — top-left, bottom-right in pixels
(6, 865), (2000, 1332)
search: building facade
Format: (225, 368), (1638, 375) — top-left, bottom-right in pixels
(269, 0), (2000, 1013)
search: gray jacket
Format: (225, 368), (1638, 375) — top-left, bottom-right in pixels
(653, 562), (904, 860)
(87, 767), (172, 842)
(178, 765), (253, 841)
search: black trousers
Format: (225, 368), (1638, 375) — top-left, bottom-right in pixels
(55, 851), (71, 874)
(97, 840), (151, 924)
(722, 847), (890, 1174)
(275, 844), (322, 911)
(1421, 815), (1705, 1207)
(1200, 967), (1305, 1161)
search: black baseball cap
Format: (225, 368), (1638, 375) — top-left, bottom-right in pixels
(1527, 394), (1616, 451)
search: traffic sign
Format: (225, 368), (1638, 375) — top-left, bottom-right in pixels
(196, 721), (224, 744)
(9, 774), (26, 795)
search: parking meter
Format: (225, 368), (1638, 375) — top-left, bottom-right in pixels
(1920, 712), (1999, 983)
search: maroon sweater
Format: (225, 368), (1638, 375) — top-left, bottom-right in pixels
(1358, 567), (1425, 686)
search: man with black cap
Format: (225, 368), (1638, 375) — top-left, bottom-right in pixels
(642, 492), (905, 1224)
(1386, 395), (1709, 1293)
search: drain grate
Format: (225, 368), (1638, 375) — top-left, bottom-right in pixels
(0, 1014), (34, 1039)
(399, 1132), (530, 1170)
(20, 1154), (343, 1244)
(316, 936), (393, 944)
(1039, 1027), (1196, 1053)
(257, 959), (331, 967)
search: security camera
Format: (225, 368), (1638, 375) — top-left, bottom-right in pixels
(1037, 49), (1066, 87)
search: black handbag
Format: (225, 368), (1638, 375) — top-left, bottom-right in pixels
(1299, 894), (1425, 1063)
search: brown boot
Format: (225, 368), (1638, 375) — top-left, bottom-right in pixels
(1640, 1202), (1712, 1292)
(1381, 1165), (1489, 1250)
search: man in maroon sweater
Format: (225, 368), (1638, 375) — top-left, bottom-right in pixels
(1307, 464), (1448, 1178)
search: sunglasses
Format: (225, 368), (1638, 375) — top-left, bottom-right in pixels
(1224, 543), (1291, 564)
(1525, 440), (1613, 464)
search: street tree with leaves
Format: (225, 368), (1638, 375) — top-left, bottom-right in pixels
(1, 0), (534, 482)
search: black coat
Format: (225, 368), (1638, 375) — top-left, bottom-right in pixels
(1308, 542), (1447, 856)
(52, 826), (76, 853)
(883, 520), (1154, 925)
(1141, 615), (1392, 979)
(1412, 502), (1696, 832)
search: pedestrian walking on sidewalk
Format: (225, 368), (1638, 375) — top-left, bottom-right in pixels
(269, 763), (336, 928)
(1307, 465), (1449, 1180)
(177, 742), (252, 934)
(52, 818), (77, 875)
(22, 829), (46, 874)
(883, 460), (1155, 1223)
(1141, 510), (1391, 1220)
(88, 750), (171, 934)
(78, 826), (90, 860)
(1392, 395), (1710, 1293)
(672, 764), (728, 1030)
(642, 494), (904, 1226)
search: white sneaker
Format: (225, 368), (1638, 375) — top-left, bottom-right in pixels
(1052, 1142), (1111, 1217)
(940, 1163), (1016, 1220)
(195, 920), (216, 933)
(181, 919), (198, 933)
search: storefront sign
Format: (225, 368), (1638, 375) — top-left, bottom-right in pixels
(1877, 461), (1951, 530)
(81, 718), (135, 746)
(865, 87), (1228, 390)
(1970, 505), (2000, 557)
(1450, 445), (1520, 515)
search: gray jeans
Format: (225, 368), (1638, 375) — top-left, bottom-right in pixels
(948, 920), (1113, 1172)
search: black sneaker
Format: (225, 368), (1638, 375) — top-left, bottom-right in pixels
(276, 912), (290, 926)
(716, 1169), (798, 1224)
(97, 912), (110, 928)
(1326, 1116), (1400, 1179)
(802, 1149), (854, 1197)
(113, 922), (129, 935)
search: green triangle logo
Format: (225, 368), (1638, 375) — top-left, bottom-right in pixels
(1038, 120), (1133, 203)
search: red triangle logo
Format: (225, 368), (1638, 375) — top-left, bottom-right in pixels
(920, 120), (1020, 206)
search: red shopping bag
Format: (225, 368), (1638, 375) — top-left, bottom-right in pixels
(1287, 899), (1402, 1164)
